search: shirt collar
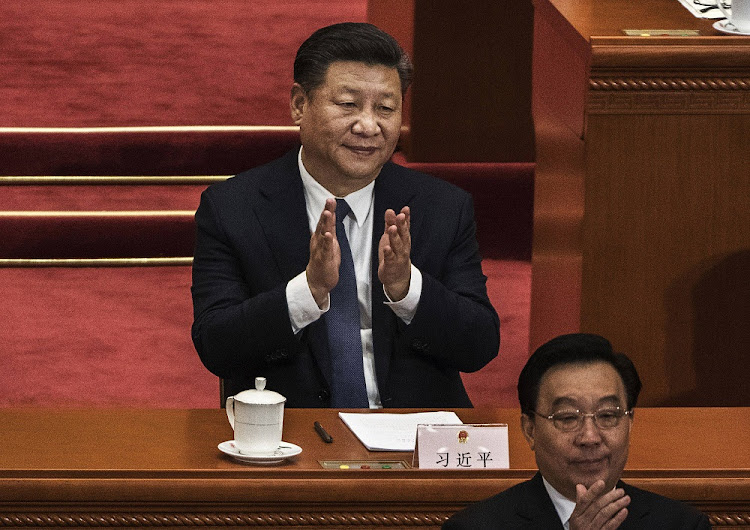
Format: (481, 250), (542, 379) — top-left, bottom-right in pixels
(298, 147), (374, 228)
(542, 476), (576, 528)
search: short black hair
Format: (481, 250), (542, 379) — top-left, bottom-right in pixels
(293, 22), (413, 95)
(517, 333), (642, 415)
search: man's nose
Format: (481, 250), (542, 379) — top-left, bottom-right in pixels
(352, 110), (380, 136)
(576, 415), (603, 445)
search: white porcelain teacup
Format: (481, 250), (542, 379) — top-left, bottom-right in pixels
(718, 0), (750, 32)
(226, 377), (286, 455)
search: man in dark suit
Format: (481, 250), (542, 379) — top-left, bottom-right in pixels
(443, 333), (711, 529)
(191, 22), (499, 408)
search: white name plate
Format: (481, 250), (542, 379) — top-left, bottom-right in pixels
(415, 424), (509, 469)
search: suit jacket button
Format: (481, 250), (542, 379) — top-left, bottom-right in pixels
(411, 339), (430, 353)
(318, 389), (330, 402)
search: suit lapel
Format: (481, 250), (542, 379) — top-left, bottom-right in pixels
(619, 481), (650, 528)
(254, 150), (310, 281)
(371, 163), (417, 395)
(515, 473), (567, 529)
(253, 151), (334, 386)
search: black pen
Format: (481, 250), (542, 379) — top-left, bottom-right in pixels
(314, 421), (333, 443)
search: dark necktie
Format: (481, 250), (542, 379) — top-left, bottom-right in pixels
(326, 199), (369, 408)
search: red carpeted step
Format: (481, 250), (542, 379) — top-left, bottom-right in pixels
(463, 258), (531, 406)
(0, 266), (217, 408)
(0, 1), (368, 128)
(0, 127), (301, 176)
(0, 212), (196, 259)
(3, 184), (207, 211)
(2, 154), (534, 260)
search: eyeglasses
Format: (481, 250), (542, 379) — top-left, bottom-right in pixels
(531, 407), (633, 432)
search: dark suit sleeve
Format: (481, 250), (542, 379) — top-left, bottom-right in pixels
(442, 475), (565, 529)
(622, 482), (713, 530)
(403, 192), (500, 373)
(190, 189), (303, 379)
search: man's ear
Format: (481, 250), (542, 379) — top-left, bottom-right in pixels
(521, 413), (536, 451)
(290, 83), (307, 125)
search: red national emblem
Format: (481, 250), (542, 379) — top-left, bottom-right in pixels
(458, 430), (469, 444)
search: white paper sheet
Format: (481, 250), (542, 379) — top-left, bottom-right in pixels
(338, 411), (463, 451)
(677, 0), (727, 19)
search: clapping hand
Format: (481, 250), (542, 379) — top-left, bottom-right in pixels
(378, 206), (411, 301)
(569, 480), (630, 530)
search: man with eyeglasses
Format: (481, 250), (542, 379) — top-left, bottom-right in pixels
(443, 333), (710, 529)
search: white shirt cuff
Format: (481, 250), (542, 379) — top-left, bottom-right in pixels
(384, 264), (422, 325)
(287, 270), (328, 334)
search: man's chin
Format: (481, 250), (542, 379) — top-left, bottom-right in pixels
(338, 162), (385, 183)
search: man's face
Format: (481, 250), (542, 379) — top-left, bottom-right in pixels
(290, 60), (402, 197)
(521, 361), (633, 501)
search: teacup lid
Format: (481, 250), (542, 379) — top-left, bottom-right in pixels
(232, 377), (286, 405)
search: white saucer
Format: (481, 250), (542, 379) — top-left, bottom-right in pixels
(714, 19), (750, 35)
(218, 440), (302, 464)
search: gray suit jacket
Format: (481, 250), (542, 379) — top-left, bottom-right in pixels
(191, 149), (500, 407)
(442, 472), (711, 529)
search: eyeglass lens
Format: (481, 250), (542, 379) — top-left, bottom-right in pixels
(552, 409), (625, 431)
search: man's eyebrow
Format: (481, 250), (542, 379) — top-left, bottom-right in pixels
(548, 394), (623, 410)
(335, 85), (360, 94)
(334, 85), (398, 99)
(378, 90), (398, 98)
(549, 396), (578, 410)
(597, 395), (624, 407)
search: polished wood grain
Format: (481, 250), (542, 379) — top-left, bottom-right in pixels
(0, 408), (748, 527)
(548, 0), (726, 39)
(530, 0), (750, 407)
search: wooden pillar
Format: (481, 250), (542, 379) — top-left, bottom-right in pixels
(369, 0), (535, 163)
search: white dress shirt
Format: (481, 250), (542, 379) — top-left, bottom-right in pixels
(285, 147), (423, 408)
(543, 476), (576, 529)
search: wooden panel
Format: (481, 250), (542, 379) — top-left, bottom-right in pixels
(547, 0), (734, 38)
(0, 408), (748, 528)
(530, 0), (750, 406)
(582, 112), (750, 406)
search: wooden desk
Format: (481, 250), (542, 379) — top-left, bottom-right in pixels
(0, 408), (748, 528)
(530, 0), (750, 406)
